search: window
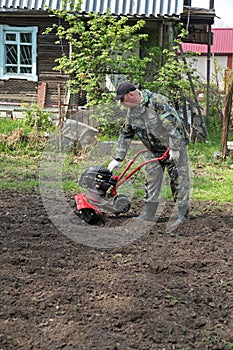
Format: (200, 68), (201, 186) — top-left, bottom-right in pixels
(0, 25), (38, 81)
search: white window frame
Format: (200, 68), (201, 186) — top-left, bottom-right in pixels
(0, 25), (38, 82)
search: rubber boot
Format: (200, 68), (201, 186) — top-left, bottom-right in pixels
(135, 202), (159, 222)
(169, 205), (189, 232)
(177, 205), (189, 223)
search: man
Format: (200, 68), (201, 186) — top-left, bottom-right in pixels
(108, 82), (190, 229)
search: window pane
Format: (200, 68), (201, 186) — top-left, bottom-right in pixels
(2, 26), (36, 79)
(20, 45), (32, 65)
(6, 66), (17, 73)
(20, 67), (32, 73)
(6, 45), (17, 64)
(6, 33), (16, 41)
(20, 32), (32, 43)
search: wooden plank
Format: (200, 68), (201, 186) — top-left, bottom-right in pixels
(0, 94), (37, 103)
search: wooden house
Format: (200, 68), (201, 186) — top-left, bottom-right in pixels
(0, 0), (184, 118)
(182, 28), (233, 90)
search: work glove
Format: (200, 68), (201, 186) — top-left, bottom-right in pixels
(169, 149), (180, 161)
(108, 159), (121, 172)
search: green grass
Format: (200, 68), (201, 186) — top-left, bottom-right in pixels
(0, 117), (22, 133)
(192, 171), (232, 202)
(0, 117), (233, 202)
(187, 139), (233, 202)
(0, 143), (232, 202)
(0, 154), (40, 190)
(0, 116), (32, 136)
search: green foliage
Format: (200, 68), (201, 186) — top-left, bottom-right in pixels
(0, 105), (55, 153)
(0, 117), (21, 134)
(139, 45), (163, 84)
(226, 342), (233, 350)
(0, 118), (27, 153)
(144, 28), (201, 108)
(45, 1), (156, 105)
(91, 103), (126, 139)
(21, 103), (55, 133)
(44, 3), (209, 145)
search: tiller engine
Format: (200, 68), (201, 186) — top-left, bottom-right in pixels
(74, 148), (169, 224)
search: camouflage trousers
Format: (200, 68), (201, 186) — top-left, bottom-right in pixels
(144, 145), (190, 209)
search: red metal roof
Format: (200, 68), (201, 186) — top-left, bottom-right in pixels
(182, 28), (233, 54)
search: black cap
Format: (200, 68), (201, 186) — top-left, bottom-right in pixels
(113, 82), (137, 101)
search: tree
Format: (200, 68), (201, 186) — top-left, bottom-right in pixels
(45, 0), (154, 106)
(45, 4), (207, 140)
(145, 29), (201, 106)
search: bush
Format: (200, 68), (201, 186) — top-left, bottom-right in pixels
(21, 103), (55, 133)
(0, 104), (55, 153)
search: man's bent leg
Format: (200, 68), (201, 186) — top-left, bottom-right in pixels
(135, 160), (164, 221)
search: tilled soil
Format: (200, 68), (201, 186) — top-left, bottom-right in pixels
(1, 189), (233, 350)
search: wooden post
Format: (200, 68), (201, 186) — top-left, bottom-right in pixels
(74, 99), (79, 156)
(224, 68), (232, 94)
(179, 44), (208, 138)
(58, 82), (63, 152)
(206, 24), (212, 125)
(221, 80), (233, 159)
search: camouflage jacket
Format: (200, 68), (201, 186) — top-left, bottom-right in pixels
(113, 90), (189, 161)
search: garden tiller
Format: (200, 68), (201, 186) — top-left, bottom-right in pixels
(74, 148), (169, 225)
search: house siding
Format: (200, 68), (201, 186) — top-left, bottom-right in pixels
(0, 15), (69, 110)
(0, 16), (69, 74)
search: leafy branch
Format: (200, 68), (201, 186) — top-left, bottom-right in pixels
(44, 0), (152, 105)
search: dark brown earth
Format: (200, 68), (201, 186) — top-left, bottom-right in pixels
(1, 189), (233, 350)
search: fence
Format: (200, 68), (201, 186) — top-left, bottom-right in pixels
(0, 78), (232, 157)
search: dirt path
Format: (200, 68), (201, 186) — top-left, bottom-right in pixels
(1, 189), (233, 349)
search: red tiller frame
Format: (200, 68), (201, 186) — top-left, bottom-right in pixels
(110, 147), (170, 196)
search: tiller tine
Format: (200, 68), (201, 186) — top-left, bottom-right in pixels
(74, 193), (105, 225)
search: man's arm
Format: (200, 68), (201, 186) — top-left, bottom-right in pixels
(112, 122), (135, 161)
